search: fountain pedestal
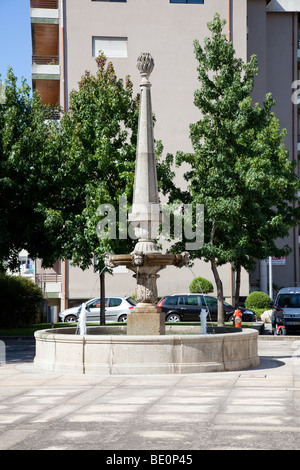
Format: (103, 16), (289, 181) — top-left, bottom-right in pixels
(127, 304), (164, 335)
(128, 263), (165, 335)
(105, 252), (189, 335)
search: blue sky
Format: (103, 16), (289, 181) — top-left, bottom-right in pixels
(0, 0), (32, 87)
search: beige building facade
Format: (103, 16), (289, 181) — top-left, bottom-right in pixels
(29, 0), (300, 313)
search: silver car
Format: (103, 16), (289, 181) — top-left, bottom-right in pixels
(58, 296), (136, 323)
(272, 287), (300, 333)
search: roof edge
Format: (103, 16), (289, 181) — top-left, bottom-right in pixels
(267, 0), (300, 12)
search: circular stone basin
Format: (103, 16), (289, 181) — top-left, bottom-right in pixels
(34, 326), (260, 375)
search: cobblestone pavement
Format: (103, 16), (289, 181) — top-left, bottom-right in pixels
(0, 336), (300, 451)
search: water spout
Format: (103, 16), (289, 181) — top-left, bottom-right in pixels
(200, 308), (208, 334)
(76, 303), (87, 335)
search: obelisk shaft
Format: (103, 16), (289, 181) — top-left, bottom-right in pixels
(129, 53), (161, 254)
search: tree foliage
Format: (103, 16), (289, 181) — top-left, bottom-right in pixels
(174, 14), (300, 324)
(0, 273), (43, 328)
(40, 54), (140, 270)
(0, 68), (60, 270)
(0, 56), (174, 274)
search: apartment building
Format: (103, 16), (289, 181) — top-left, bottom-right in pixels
(29, 0), (300, 313)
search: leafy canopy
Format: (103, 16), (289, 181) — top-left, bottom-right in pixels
(173, 14), (300, 323)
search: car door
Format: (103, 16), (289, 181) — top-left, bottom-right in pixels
(85, 298), (108, 322)
(178, 296), (201, 321)
(106, 297), (123, 322)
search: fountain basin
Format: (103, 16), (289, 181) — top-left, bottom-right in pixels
(34, 326), (259, 374)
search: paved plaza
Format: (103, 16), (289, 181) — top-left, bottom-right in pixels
(0, 334), (300, 451)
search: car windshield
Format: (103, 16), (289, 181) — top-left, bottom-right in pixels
(277, 294), (300, 308)
(126, 297), (137, 306)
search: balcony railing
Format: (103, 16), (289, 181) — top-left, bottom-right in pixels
(32, 55), (59, 65)
(36, 273), (62, 284)
(30, 0), (58, 8)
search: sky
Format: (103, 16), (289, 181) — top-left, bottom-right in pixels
(0, 0), (32, 87)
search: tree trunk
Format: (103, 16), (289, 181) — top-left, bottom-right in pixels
(100, 270), (106, 326)
(235, 264), (241, 308)
(211, 256), (224, 326)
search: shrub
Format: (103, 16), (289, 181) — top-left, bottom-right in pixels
(189, 276), (213, 294)
(0, 274), (43, 328)
(245, 291), (271, 310)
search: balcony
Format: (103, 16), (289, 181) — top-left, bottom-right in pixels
(32, 54), (60, 79)
(36, 273), (62, 298)
(33, 54), (59, 65)
(30, 0), (59, 24)
(31, 0), (58, 7)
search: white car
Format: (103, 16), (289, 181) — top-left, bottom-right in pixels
(58, 296), (136, 323)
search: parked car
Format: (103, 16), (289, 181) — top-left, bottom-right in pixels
(58, 296), (136, 323)
(271, 287), (300, 334)
(157, 294), (256, 323)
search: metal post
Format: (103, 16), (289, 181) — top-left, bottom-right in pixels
(269, 256), (273, 301)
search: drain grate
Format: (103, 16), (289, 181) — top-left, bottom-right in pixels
(238, 374), (267, 378)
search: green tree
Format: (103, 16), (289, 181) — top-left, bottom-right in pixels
(175, 14), (300, 325)
(0, 68), (60, 271)
(40, 55), (139, 271)
(41, 54), (175, 271)
(40, 55), (174, 323)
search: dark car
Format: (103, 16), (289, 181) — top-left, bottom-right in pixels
(157, 294), (256, 323)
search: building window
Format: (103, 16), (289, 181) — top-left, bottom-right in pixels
(170, 0), (204, 3)
(92, 37), (128, 58)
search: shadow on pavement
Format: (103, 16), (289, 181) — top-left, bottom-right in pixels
(254, 355), (287, 370)
(0, 339), (35, 364)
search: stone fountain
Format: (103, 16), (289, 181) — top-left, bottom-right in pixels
(33, 53), (260, 375)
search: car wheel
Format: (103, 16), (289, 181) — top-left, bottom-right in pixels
(118, 314), (127, 322)
(166, 313), (181, 322)
(64, 314), (78, 322)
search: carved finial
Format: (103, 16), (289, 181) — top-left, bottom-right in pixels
(137, 53), (154, 78)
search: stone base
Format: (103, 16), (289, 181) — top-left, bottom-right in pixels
(127, 303), (165, 335)
(34, 327), (260, 375)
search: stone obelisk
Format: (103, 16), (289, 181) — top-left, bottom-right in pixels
(104, 53), (189, 335)
(127, 53), (165, 335)
(128, 52), (161, 254)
